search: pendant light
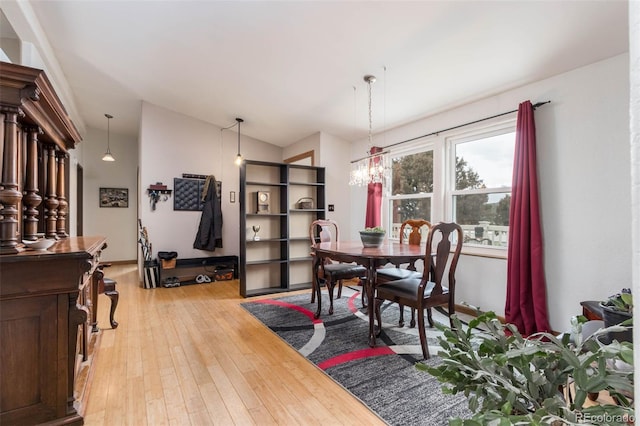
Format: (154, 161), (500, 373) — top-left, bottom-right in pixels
(102, 113), (115, 162)
(234, 117), (244, 166)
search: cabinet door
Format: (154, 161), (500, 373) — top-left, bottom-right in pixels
(0, 294), (64, 424)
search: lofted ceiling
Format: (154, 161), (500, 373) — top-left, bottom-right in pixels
(4, 1), (630, 147)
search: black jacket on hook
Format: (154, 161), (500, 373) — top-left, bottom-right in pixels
(193, 175), (223, 251)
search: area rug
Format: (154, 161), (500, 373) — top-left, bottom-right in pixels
(241, 287), (473, 426)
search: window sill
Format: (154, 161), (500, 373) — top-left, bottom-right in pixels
(460, 245), (507, 260)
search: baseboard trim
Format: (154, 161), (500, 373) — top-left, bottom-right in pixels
(454, 303), (506, 323)
(104, 259), (137, 265)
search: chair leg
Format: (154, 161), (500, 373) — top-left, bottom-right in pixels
(417, 308), (430, 359)
(327, 279), (336, 315)
(314, 278), (325, 319)
(311, 278), (316, 303)
(398, 304), (405, 327)
(448, 300), (455, 328)
(360, 280), (368, 309)
(427, 307), (434, 327)
(337, 280), (342, 299)
(410, 308), (416, 328)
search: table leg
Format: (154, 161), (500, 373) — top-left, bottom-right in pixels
(367, 262), (377, 347)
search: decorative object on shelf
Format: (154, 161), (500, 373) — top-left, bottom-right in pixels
(349, 75), (390, 187)
(256, 191), (270, 213)
(252, 225), (261, 241)
(99, 187), (129, 208)
(359, 227), (386, 247)
(295, 197), (314, 209)
(21, 237), (56, 251)
(234, 117), (244, 165)
(147, 182), (172, 210)
(102, 113), (115, 162)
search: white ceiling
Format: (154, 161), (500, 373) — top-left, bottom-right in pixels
(8, 1), (630, 147)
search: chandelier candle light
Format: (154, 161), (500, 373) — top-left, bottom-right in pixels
(349, 75), (390, 186)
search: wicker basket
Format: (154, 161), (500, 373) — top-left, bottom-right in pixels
(296, 197), (314, 209)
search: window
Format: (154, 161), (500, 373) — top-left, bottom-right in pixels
(387, 149), (433, 239)
(384, 120), (515, 253)
(449, 127), (515, 248)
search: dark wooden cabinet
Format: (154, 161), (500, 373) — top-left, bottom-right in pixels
(0, 236), (106, 425)
(239, 160), (325, 296)
(0, 62), (97, 425)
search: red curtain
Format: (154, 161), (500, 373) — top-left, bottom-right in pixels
(365, 147), (383, 228)
(505, 100), (551, 336)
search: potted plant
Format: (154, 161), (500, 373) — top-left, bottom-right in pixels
(359, 226), (386, 247)
(419, 310), (634, 425)
(600, 288), (633, 343)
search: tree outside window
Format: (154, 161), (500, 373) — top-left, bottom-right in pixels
(452, 130), (515, 247)
(388, 151), (433, 238)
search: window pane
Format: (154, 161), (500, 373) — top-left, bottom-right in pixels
(391, 151), (433, 195)
(455, 132), (515, 190)
(390, 198), (431, 238)
(453, 193), (510, 247)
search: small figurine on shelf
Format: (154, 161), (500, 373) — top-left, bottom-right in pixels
(252, 225), (261, 241)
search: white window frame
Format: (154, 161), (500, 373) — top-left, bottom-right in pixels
(445, 119), (516, 257)
(384, 139), (438, 240)
(382, 118), (515, 258)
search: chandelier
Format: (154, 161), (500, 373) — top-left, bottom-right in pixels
(349, 75), (390, 186)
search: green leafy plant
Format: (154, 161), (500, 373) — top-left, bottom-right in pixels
(418, 310), (634, 425)
(602, 288), (633, 314)
(361, 227), (385, 233)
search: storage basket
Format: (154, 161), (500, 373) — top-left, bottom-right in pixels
(161, 258), (176, 269)
(214, 268), (234, 281)
(296, 197), (314, 209)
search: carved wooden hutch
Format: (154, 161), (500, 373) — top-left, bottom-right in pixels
(0, 61), (105, 425)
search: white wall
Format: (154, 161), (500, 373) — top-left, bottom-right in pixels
(351, 54), (631, 332)
(282, 132), (319, 163)
(139, 102), (282, 261)
(318, 132), (353, 236)
(82, 125), (139, 261)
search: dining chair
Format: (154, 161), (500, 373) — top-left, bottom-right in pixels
(374, 221), (463, 359)
(309, 219), (368, 316)
(376, 219), (431, 327)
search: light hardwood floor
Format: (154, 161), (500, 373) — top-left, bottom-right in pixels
(83, 264), (385, 425)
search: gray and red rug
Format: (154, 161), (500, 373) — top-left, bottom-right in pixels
(241, 287), (472, 425)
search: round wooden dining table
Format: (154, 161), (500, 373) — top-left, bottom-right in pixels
(312, 240), (425, 347)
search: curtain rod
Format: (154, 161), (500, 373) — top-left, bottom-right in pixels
(351, 100), (551, 163)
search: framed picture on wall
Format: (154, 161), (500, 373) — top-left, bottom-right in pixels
(99, 187), (129, 208)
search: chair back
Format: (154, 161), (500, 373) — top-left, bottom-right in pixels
(423, 222), (463, 296)
(399, 219), (431, 246)
(309, 219), (339, 245)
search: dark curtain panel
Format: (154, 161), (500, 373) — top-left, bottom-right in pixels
(505, 100), (551, 335)
(365, 147), (383, 228)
